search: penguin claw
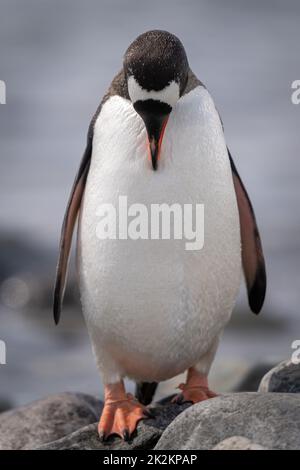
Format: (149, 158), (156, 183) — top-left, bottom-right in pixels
(122, 429), (130, 441)
(144, 408), (155, 419)
(172, 393), (185, 405)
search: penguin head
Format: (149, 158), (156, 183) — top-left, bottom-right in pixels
(124, 30), (189, 170)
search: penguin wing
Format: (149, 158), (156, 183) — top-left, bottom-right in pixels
(53, 127), (93, 324)
(228, 148), (266, 314)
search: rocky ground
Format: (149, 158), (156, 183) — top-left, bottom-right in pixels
(0, 359), (299, 450)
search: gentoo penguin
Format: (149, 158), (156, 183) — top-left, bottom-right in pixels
(54, 30), (266, 441)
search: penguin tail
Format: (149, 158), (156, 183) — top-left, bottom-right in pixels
(135, 381), (158, 405)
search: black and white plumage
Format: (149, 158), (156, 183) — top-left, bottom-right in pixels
(54, 30), (266, 414)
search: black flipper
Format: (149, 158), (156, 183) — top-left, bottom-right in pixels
(228, 148), (267, 314)
(53, 126), (93, 324)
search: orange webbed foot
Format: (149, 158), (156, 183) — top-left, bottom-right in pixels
(172, 383), (217, 404)
(172, 368), (218, 405)
(98, 383), (152, 442)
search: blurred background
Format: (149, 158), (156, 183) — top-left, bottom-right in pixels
(0, 0), (299, 410)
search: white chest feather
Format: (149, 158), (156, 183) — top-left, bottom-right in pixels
(77, 86), (241, 382)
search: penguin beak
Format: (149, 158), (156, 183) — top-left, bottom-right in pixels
(146, 116), (169, 171)
(133, 100), (171, 171)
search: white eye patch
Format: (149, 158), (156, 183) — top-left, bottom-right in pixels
(127, 75), (180, 107)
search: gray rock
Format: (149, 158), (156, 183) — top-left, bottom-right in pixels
(155, 393), (300, 450)
(37, 400), (189, 450)
(0, 392), (102, 450)
(37, 422), (160, 450)
(0, 391), (189, 450)
(234, 362), (276, 392)
(259, 360), (300, 393)
(0, 398), (13, 413)
(213, 436), (266, 450)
